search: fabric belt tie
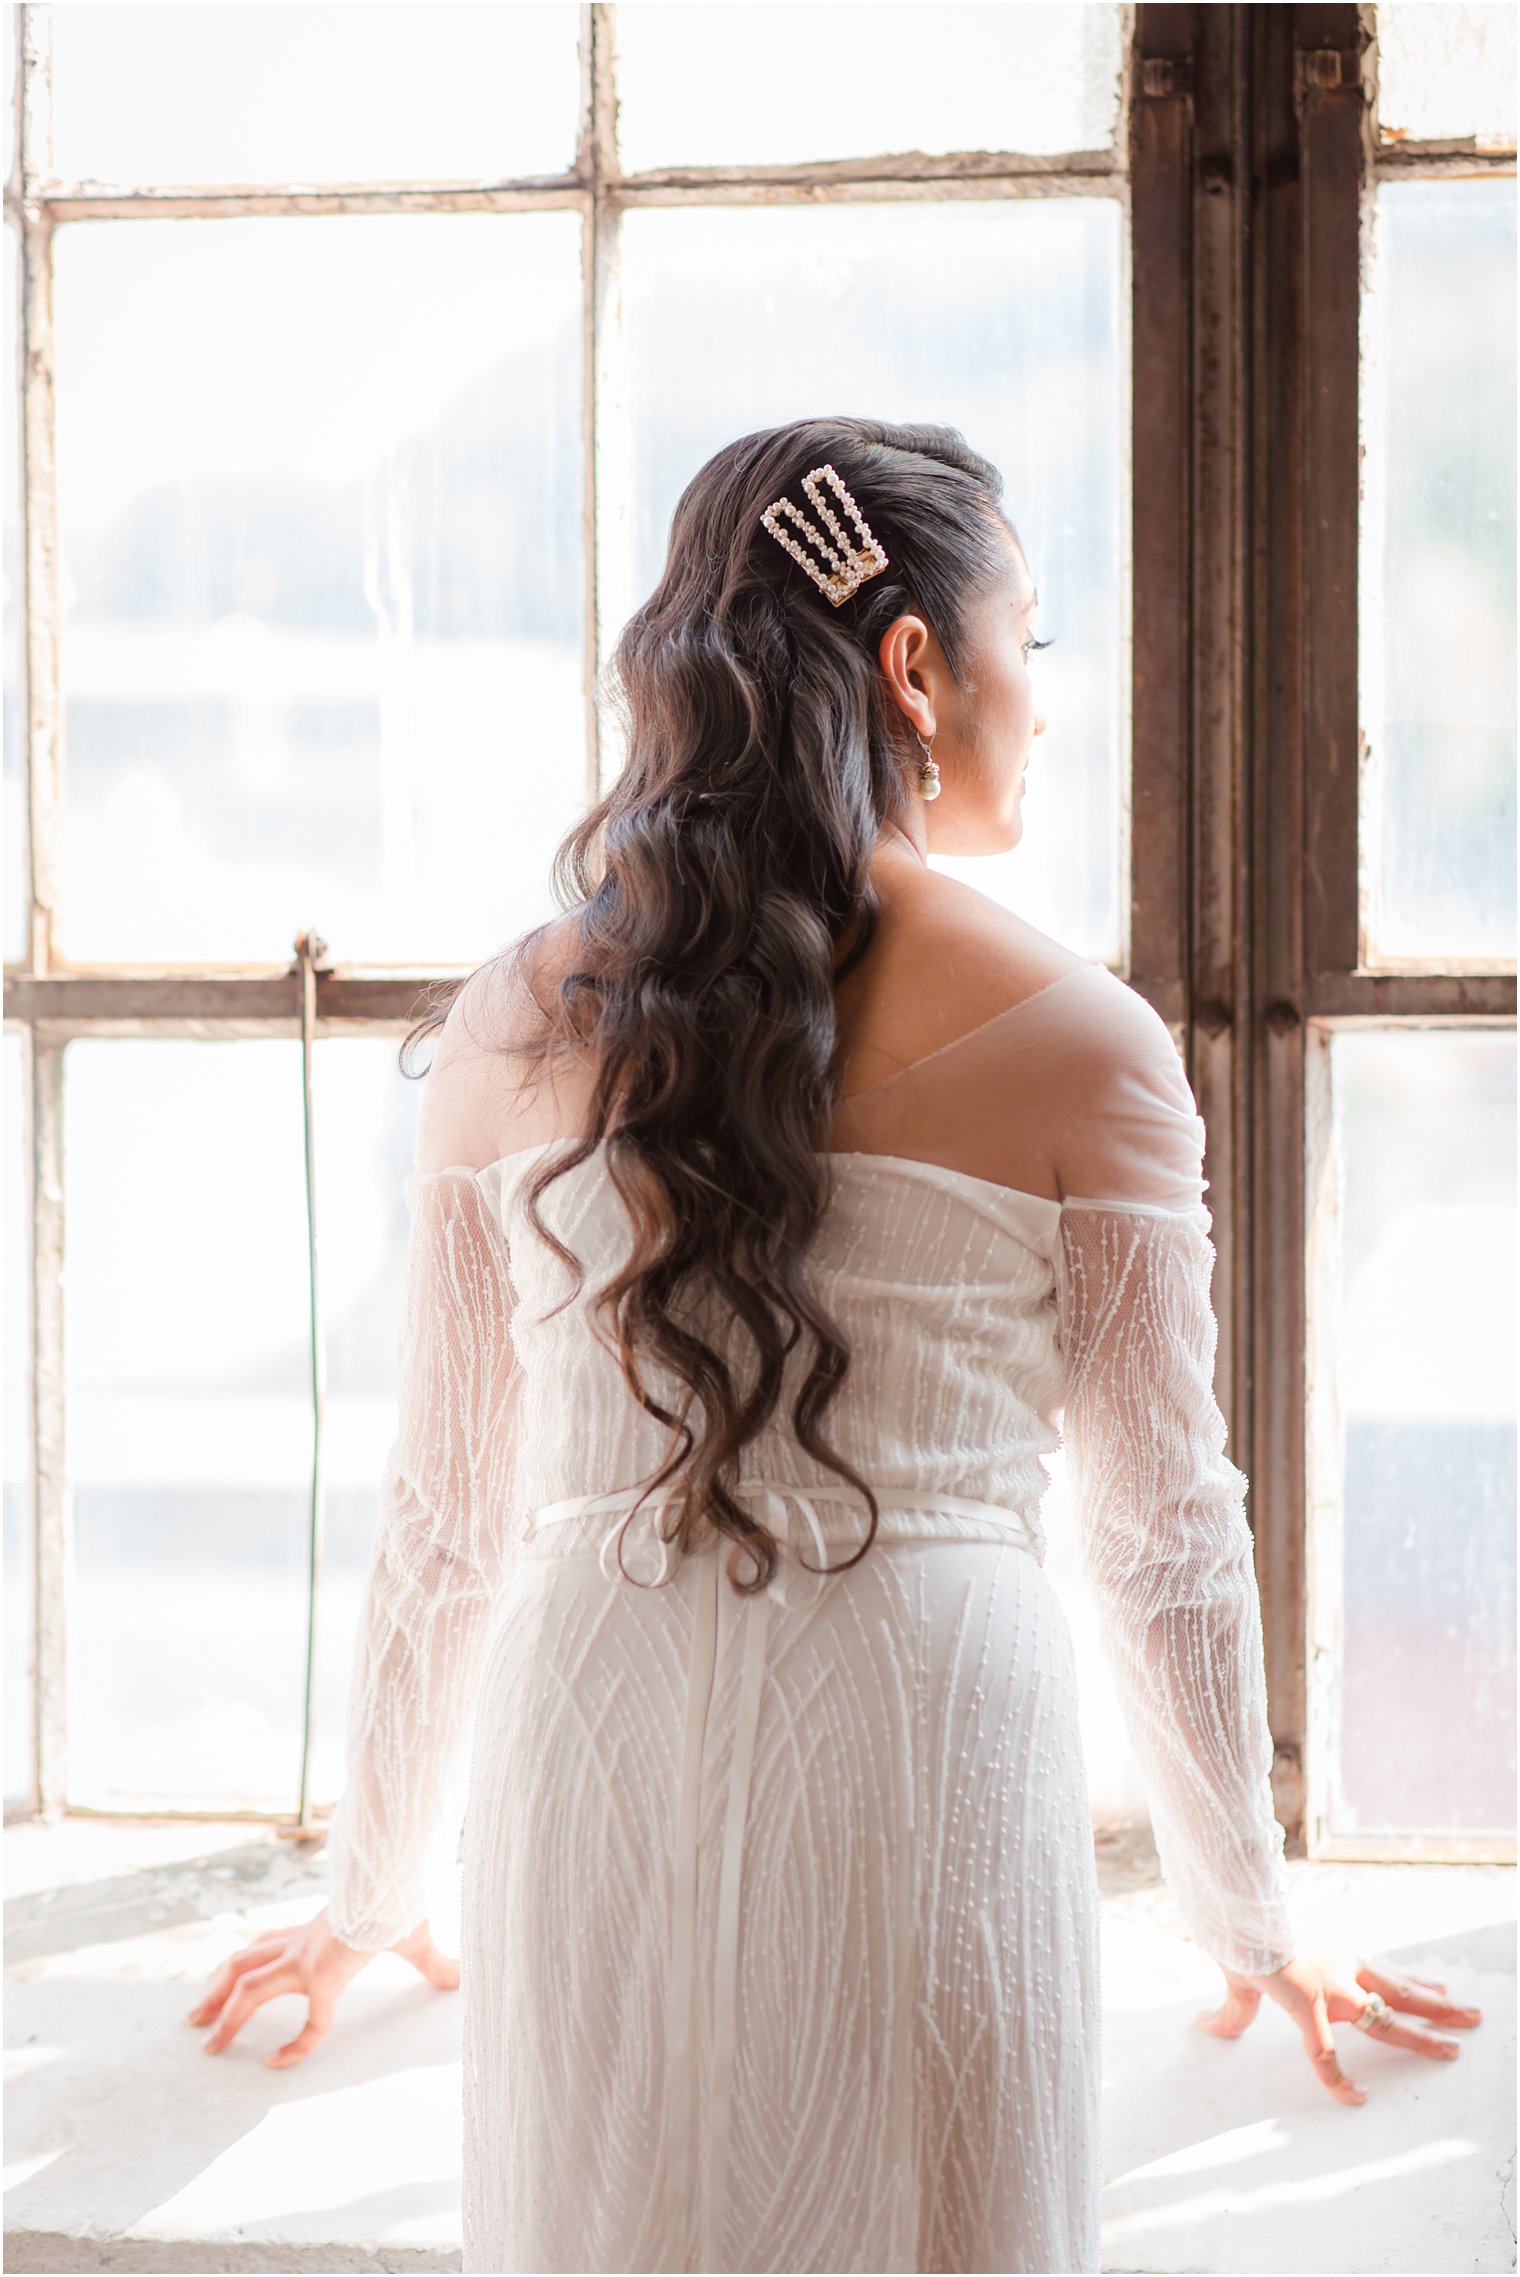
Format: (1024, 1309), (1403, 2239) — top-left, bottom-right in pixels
(528, 1476), (1040, 2269)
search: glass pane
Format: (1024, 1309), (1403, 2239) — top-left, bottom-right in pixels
(4, 219), (24, 964)
(1360, 177), (1516, 963)
(308, 1033), (424, 1806)
(1317, 1027), (1516, 1840)
(54, 213), (585, 967)
(65, 1039), (310, 1808)
(616, 2), (1124, 170)
(621, 198), (1124, 964)
(51, 3), (581, 186)
(1376, 2), (1516, 145)
(4, 1028), (33, 1808)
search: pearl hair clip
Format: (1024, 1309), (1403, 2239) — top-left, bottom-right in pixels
(760, 463), (889, 606)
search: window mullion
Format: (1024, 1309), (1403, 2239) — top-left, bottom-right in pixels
(30, 1025), (67, 1815)
(1245, 3), (1372, 1851)
(1187, 9), (1254, 1812)
(587, 4), (630, 800)
(18, 3), (56, 980)
(1128, 14), (1192, 1015)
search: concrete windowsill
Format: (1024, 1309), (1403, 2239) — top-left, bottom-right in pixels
(4, 1818), (1514, 2275)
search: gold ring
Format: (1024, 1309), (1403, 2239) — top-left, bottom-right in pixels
(1352, 1992), (1390, 2033)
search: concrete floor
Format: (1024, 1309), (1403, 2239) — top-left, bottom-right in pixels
(4, 1816), (1514, 2275)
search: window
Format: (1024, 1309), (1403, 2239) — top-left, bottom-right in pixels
(4, 4), (1514, 1865)
(3, 0), (1139, 1823)
(1303, 2), (1516, 1858)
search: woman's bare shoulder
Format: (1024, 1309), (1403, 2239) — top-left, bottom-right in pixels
(838, 862), (1093, 1084)
(449, 927), (571, 1047)
(412, 922), (583, 1173)
(893, 869), (1182, 1062)
(937, 879), (1094, 1007)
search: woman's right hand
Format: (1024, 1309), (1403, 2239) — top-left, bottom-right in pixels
(1198, 1950), (1483, 2104)
(186, 1905), (460, 2069)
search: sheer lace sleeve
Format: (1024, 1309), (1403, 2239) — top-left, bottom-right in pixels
(1052, 988), (1296, 1978)
(323, 1167), (522, 1952)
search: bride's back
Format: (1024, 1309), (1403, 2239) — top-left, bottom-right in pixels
(412, 863), (1208, 1220)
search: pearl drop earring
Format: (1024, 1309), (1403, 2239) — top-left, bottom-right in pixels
(916, 732), (941, 801)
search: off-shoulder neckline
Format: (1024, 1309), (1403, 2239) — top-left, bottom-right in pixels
(459, 1136), (1064, 1219)
(413, 1140), (1209, 1228)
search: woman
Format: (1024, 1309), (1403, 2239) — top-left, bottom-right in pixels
(188, 418), (1482, 2274)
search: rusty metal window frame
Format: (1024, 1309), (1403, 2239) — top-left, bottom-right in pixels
(2, 1), (1142, 1824)
(1130, 3), (1515, 1865)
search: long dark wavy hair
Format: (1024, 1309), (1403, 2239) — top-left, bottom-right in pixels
(402, 416), (1020, 1596)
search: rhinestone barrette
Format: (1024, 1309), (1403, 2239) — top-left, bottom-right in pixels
(760, 463), (889, 606)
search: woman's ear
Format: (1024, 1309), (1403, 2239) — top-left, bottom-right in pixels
(876, 612), (938, 742)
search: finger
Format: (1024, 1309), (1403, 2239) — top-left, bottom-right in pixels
(203, 1965), (284, 2054)
(1356, 1965), (1483, 2029)
(267, 1992), (335, 2070)
(186, 1942), (288, 2025)
(1304, 1988), (1366, 2106)
(1386, 1989), (1484, 2029)
(408, 1938), (462, 1992)
(1348, 2010), (1463, 2062)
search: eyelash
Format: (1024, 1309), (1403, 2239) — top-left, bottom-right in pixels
(1024, 635), (1055, 660)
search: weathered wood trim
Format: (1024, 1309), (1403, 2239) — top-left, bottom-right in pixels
(1129, 6), (1193, 1008)
(1187, 10), (1250, 1549)
(1307, 970), (1516, 1018)
(1299, 14), (1370, 981)
(3, 971), (450, 1025)
(28, 152), (1125, 225)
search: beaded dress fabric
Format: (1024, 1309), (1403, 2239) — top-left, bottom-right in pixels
(322, 955), (1295, 2276)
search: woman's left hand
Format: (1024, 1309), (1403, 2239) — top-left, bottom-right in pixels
(185, 1905), (460, 2068)
(1197, 1949), (1482, 2104)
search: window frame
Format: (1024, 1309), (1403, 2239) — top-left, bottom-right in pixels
(1161, 1), (1515, 1862)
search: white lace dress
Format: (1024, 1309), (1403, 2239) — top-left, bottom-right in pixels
(322, 959), (1296, 2276)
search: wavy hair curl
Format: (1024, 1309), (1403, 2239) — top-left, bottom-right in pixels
(402, 415), (1019, 1595)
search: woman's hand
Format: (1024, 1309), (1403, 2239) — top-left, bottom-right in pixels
(1198, 1950), (1483, 2104)
(185, 1906), (461, 2069)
